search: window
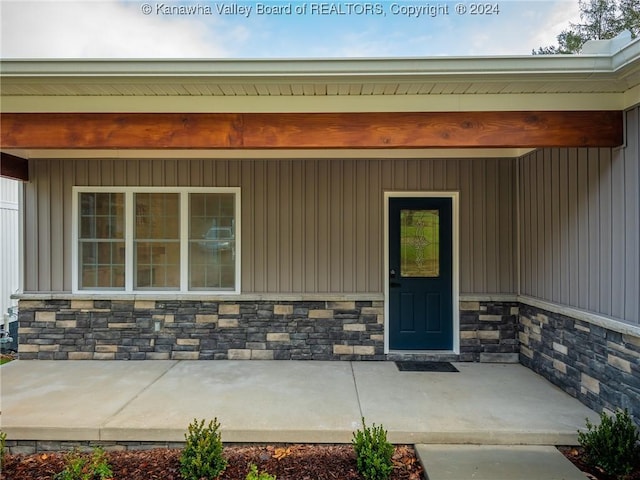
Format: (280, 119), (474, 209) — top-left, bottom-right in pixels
(79, 192), (125, 289)
(73, 187), (240, 293)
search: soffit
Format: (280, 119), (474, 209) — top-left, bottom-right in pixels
(1, 39), (640, 112)
(2, 148), (536, 159)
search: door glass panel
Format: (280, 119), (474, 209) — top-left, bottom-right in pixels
(400, 209), (439, 277)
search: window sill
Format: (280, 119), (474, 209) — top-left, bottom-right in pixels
(13, 292), (386, 302)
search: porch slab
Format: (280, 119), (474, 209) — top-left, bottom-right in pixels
(0, 360), (177, 440)
(416, 445), (587, 480)
(0, 361), (598, 445)
(354, 362), (596, 445)
(100, 360), (362, 443)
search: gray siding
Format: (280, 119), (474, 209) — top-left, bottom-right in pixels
(518, 106), (640, 325)
(23, 157), (517, 295)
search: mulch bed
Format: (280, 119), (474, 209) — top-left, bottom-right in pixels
(1, 444), (423, 480)
(4, 444), (639, 479)
(558, 446), (640, 480)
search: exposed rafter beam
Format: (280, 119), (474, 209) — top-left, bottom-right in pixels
(1, 152), (28, 181)
(0, 111), (623, 150)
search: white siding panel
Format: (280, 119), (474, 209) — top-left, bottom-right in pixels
(0, 178), (20, 319)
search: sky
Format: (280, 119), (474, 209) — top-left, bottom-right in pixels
(0, 0), (582, 58)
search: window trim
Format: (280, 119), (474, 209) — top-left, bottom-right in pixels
(72, 186), (241, 295)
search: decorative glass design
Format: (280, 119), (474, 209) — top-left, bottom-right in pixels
(400, 209), (440, 277)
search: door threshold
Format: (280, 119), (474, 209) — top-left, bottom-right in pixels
(388, 350), (457, 355)
(386, 351), (460, 362)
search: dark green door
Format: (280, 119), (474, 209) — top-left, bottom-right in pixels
(389, 197), (453, 350)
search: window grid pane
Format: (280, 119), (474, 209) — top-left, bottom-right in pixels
(189, 193), (236, 290)
(78, 192), (125, 289)
(77, 190), (237, 292)
(134, 193), (180, 289)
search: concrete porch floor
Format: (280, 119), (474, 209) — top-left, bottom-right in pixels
(0, 360), (598, 446)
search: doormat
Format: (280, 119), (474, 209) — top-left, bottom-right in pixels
(395, 361), (459, 372)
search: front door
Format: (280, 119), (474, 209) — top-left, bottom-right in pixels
(388, 197), (453, 350)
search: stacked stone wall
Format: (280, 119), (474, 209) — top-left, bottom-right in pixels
(519, 304), (640, 427)
(17, 298), (519, 362)
(5, 440), (187, 455)
(458, 301), (520, 362)
(17, 299), (385, 360)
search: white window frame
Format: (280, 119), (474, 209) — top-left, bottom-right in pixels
(72, 186), (241, 295)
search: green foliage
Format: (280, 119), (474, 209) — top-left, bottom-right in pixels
(578, 409), (640, 478)
(352, 418), (395, 480)
(245, 463), (277, 480)
(0, 430), (6, 469)
(180, 418), (227, 480)
(54, 447), (113, 480)
(533, 0), (639, 54)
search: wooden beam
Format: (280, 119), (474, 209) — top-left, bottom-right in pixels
(244, 111), (623, 148)
(0, 111), (623, 150)
(1, 152), (29, 181)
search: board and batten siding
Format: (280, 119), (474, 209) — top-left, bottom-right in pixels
(518, 107), (640, 325)
(22, 157), (517, 295)
(0, 177), (20, 318)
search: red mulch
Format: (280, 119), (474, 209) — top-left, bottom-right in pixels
(1, 444), (423, 480)
(558, 446), (640, 480)
(5, 444), (638, 480)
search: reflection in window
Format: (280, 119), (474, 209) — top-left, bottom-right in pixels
(76, 189), (239, 292)
(189, 193), (236, 290)
(135, 193), (180, 289)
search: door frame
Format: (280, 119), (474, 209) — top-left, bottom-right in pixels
(383, 191), (460, 354)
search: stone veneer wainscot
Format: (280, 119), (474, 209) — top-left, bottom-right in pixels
(519, 301), (640, 427)
(17, 297), (519, 362)
(17, 299), (386, 361)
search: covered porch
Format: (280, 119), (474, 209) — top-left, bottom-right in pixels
(1, 34), (639, 431)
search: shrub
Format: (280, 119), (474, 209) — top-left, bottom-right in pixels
(0, 430), (6, 469)
(180, 418), (227, 480)
(245, 463), (277, 480)
(578, 408), (640, 478)
(54, 447), (113, 480)
(352, 417), (395, 480)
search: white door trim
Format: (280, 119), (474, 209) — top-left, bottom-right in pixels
(383, 191), (460, 354)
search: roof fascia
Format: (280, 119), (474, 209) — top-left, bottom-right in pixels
(611, 36), (640, 71)
(0, 54), (622, 81)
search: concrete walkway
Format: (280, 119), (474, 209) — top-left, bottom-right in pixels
(416, 445), (588, 480)
(1, 360), (597, 446)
